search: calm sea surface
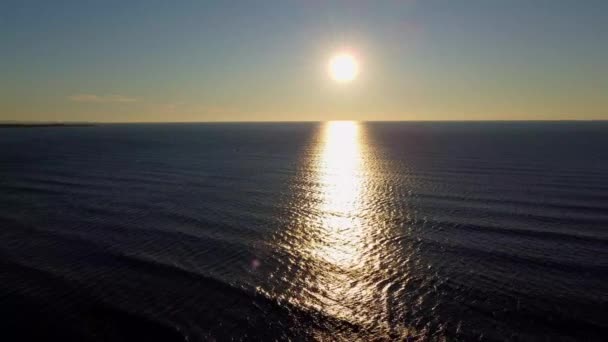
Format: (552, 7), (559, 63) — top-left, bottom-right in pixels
(0, 122), (607, 341)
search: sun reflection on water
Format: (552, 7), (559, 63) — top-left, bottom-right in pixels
(265, 121), (420, 338)
(311, 121), (367, 268)
(279, 120), (386, 328)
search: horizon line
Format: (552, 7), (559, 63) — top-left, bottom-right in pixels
(2, 119), (608, 125)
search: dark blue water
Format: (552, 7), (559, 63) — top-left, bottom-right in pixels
(1, 122), (607, 341)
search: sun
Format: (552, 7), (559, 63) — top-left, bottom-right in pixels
(328, 53), (359, 82)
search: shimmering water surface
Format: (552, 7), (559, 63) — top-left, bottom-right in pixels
(1, 122), (607, 341)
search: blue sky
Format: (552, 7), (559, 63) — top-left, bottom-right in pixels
(1, 0), (607, 122)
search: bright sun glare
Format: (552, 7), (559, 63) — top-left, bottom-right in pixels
(328, 53), (359, 82)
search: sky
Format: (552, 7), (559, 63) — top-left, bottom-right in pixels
(1, 0), (607, 122)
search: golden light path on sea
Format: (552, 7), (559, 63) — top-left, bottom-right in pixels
(267, 121), (415, 339)
(292, 121), (386, 329)
(309, 121), (367, 267)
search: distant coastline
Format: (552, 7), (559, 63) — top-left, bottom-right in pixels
(0, 123), (96, 128)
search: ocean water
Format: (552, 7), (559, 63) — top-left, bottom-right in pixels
(0, 121), (606, 341)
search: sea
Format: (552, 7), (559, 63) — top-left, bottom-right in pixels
(0, 121), (606, 341)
